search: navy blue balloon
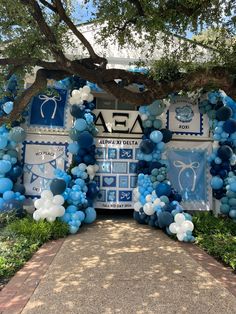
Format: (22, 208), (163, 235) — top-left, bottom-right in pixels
(50, 179), (66, 195)
(139, 139), (155, 154)
(70, 105), (84, 118)
(7, 165), (22, 179)
(160, 129), (173, 143)
(223, 119), (236, 134)
(155, 183), (172, 197)
(217, 145), (233, 161)
(216, 106), (232, 121)
(87, 181), (99, 199)
(158, 212), (174, 228)
(79, 131), (93, 148)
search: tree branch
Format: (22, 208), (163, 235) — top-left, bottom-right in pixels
(20, 0), (67, 63)
(0, 68), (70, 123)
(38, 0), (57, 13)
(53, 0), (107, 66)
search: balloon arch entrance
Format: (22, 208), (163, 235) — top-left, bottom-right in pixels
(1, 77), (236, 242)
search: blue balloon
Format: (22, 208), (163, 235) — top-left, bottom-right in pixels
(84, 207), (96, 224)
(155, 183), (172, 197)
(2, 101), (14, 114)
(78, 131), (93, 148)
(158, 212), (174, 228)
(0, 178), (13, 193)
(69, 225), (79, 234)
(229, 209), (236, 219)
(3, 191), (15, 200)
(74, 118), (87, 132)
(68, 142), (79, 154)
(150, 130), (163, 143)
(0, 136), (8, 149)
(0, 160), (12, 174)
(211, 176), (223, 189)
(77, 211), (85, 222)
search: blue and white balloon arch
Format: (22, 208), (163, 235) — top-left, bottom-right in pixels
(0, 75), (236, 241)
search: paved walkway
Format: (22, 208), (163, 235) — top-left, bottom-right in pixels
(1, 218), (236, 314)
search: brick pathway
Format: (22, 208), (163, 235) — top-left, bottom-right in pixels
(0, 239), (64, 314)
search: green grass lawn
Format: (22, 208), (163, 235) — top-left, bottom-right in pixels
(193, 212), (236, 271)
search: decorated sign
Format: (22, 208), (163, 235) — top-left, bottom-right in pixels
(21, 135), (70, 198)
(166, 96), (209, 138)
(166, 141), (212, 211)
(95, 138), (141, 209)
(25, 88), (73, 132)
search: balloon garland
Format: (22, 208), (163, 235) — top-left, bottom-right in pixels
(0, 75), (26, 214)
(133, 100), (195, 242)
(33, 80), (100, 233)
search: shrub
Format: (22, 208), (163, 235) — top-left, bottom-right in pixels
(0, 216), (69, 281)
(193, 212), (236, 270)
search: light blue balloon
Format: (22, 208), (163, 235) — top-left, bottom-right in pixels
(229, 209), (236, 219)
(84, 207), (96, 224)
(150, 130), (163, 143)
(69, 225), (79, 234)
(2, 101), (13, 114)
(68, 142), (79, 154)
(0, 160), (12, 175)
(0, 178), (13, 193)
(0, 136), (8, 149)
(211, 176), (223, 189)
(77, 211), (85, 222)
(74, 118), (87, 132)
(66, 205), (77, 213)
(230, 182), (236, 192)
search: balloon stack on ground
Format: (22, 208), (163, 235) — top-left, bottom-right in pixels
(133, 101), (195, 242)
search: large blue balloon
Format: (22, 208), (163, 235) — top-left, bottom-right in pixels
(84, 207), (96, 224)
(150, 130), (163, 143)
(158, 212), (174, 228)
(0, 178), (13, 193)
(79, 131), (93, 148)
(9, 127), (26, 143)
(223, 119), (236, 134)
(211, 176), (223, 189)
(155, 183), (172, 197)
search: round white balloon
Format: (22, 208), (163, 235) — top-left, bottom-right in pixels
(143, 203), (155, 215)
(41, 190), (53, 200)
(53, 195), (65, 206)
(175, 213), (185, 225)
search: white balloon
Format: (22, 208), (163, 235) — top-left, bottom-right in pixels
(87, 94), (94, 102)
(153, 198), (161, 205)
(56, 206), (65, 217)
(47, 216), (56, 222)
(169, 223), (178, 234)
(53, 195), (64, 206)
(34, 199), (43, 209)
(177, 232), (185, 241)
(181, 220), (194, 232)
(41, 190), (53, 200)
(72, 89), (79, 97)
(175, 213), (185, 225)
(134, 202), (142, 212)
(145, 194), (152, 202)
(83, 86), (91, 94)
(81, 92), (89, 101)
(33, 210), (41, 221)
(143, 202), (155, 215)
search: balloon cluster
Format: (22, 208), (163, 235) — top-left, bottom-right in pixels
(33, 83), (99, 233)
(201, 91), (236, 221)
(133, 101), (195, 242)
(169, 213), (195, 242)
(0, 125), (26, 212)
(69, 86), (94, 106)
(33, 190), (65, 222)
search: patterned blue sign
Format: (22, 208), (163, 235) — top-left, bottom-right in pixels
(167, 149), (207, 202)
(30, 89), (68, 127)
